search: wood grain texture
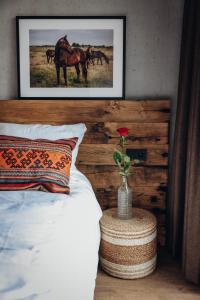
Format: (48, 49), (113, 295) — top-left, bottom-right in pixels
(83, 122), (168, 145)
(0, 99), (170, 245)
(0, 100), (170, 123)
(78, 144), (168, 166)
(79, 165), (167, 186)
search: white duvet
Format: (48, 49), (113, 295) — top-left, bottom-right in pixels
(0, 169), (102, 300)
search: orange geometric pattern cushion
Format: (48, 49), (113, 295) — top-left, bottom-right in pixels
(0, 135), (78, 193)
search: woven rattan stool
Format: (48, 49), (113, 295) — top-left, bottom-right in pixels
(100, 208), (157, 279)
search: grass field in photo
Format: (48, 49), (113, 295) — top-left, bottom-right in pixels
(30, 46), (113, 88)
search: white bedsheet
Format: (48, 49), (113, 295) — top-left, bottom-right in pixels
(0, 169), (102, 300)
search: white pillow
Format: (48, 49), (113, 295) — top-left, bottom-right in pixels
(0, 122), (87, 168)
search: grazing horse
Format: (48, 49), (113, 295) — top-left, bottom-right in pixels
(85, 46), (93, 69)
(54, 35), (87, 86)
(46, 49), (55, 63)
(91, 50), (109, 65)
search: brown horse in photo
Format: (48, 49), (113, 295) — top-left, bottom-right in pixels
(46, 49), (55, 63)
(91, 50), (109, 65)
(54, 35), (87, 86)
(85, 46), (92, 69)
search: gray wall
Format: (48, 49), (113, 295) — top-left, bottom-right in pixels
(0, 0), (184, 139)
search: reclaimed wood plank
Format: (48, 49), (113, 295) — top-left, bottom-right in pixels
(95, 185), (166, 211)
(78, 144), (168, 166)
(78, 165), (167, 187)
(83, 122), (168, 145)
(0, 100), (170, 123)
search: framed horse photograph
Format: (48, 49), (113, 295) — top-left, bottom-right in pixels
(16, 16), (126, 99)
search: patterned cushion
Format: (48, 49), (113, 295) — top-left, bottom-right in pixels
(0, 135), (78, 193)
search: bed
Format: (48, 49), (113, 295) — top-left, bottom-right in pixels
(0, 169), (102, 300)
(0, 120), (102, 300)
(0, 99), (170, 299)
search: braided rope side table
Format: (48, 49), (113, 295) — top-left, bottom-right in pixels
(100, 208), (157, 279)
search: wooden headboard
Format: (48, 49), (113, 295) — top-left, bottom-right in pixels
(0, 99), (170, 245)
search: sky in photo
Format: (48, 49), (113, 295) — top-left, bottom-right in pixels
(29, 29), (113, 46)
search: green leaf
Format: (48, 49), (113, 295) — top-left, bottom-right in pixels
(124, 162), (131, 172)
(119, 171), (126, 176)
(133, 159), (141, 165)
(124, 155), (131, 164)
(113, 150), (122, 166)
(123, 155), (130, 173)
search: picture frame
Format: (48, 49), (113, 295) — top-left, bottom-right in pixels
(16, 16), (126, 99)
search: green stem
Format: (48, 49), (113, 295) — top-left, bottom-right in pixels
(120, 136), (125, 173)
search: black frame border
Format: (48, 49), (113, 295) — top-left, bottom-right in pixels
(16, 16), (126, 100)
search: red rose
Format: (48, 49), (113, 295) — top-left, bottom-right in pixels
(117, 127), (129, 137)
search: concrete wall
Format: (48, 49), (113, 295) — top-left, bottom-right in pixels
(0, 0), (184, 137)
